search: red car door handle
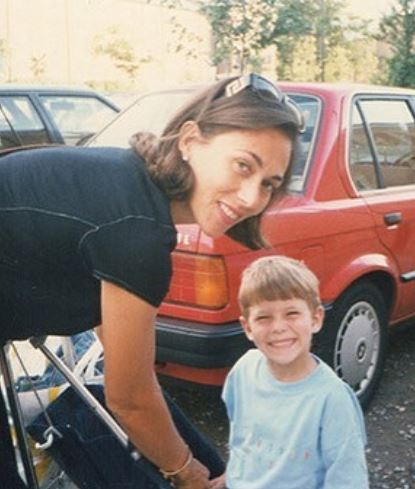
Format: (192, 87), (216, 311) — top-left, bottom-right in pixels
(384, 212), (402, 225)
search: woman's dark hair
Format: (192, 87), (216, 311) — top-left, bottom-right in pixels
(131, 74), (302, 250)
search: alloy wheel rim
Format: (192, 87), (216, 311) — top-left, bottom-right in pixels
(334, 301), (381, 396)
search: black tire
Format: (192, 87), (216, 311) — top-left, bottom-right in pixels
(313, 281), (389, 409)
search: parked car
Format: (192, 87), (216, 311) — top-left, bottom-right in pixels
(89, 82), (415, 406)
(0, 86), (119, 149)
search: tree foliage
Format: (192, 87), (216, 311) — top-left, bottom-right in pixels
(200, 0), (278, 73)
(94, 26), (151, 83)
(200, 0), (378, 83)
(379, 0), (415, 87)
(258, 0), (314, 79)
(311, 0), (347, 81)
(148, 0), (206, 61)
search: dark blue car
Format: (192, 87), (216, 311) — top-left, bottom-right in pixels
(0, 86), (119, 149)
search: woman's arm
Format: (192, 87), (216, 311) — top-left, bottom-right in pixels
(100, 280), (210, 488)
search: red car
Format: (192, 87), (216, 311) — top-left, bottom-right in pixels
(90, 82), (415, 406)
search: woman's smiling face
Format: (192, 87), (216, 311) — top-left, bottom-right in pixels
(175, 124), (292, 238)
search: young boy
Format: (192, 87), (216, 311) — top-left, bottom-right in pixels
(209, 255), (369, 489)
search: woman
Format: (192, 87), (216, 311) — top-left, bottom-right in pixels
(0, 73), (303, 488)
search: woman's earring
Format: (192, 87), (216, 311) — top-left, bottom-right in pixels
(182, 154), (189, 162)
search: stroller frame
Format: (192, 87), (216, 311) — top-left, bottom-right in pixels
(0, 344), (39, 488)
(0, 336), (174, 489)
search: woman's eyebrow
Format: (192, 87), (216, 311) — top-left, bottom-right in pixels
(239, 150), (263, 167)
(238, 150), (285, 181)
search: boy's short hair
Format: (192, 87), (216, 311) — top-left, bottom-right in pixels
(238, 255), (321, 317)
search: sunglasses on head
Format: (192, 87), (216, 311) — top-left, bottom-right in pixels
(224, 73), (306, 133)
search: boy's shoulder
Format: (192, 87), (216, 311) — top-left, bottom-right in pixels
(227, 348), (264, 383)
(314, 357), (361, 407)
(315, 357), (367, 445)
(232, 348), (263, 371)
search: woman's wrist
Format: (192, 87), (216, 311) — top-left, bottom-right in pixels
(160, 446), (193, 480)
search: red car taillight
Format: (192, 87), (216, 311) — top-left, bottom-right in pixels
(165, 252), (228, 309)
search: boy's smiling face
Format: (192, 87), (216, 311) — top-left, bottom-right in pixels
(240, 298), (324, 382)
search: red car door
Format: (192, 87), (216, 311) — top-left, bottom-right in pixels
(349, 96), (415, 319)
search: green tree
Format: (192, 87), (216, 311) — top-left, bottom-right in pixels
(288, 36), (319, 81)
(200, 0), (376, 82)
(200, 0), (279, 73)
(255, 0), (367, 82)
(311, 0), (351, 81)
(275, 0), (375, 82)
(257, 0), (314, 80)
(379, 0), (415, 87)
(345, 37), (379, 83)
(148, 0), (207, 63)
(94, 27), (151, 84)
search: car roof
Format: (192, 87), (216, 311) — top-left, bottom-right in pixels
(278, 81), (415, 96)
(135, 81), (415, 100)
(0, 85), (110, 96)
(0, 85), (120, 113)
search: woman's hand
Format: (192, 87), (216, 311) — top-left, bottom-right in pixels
(208, 473), (227, 489)
(170, 458), (210, 489)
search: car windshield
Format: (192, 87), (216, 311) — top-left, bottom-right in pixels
(89, 89), (321, 191)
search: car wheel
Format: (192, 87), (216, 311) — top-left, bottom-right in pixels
(314, 281), (388, 408)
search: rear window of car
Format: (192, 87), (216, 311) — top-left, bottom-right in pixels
(89, 90), (321, 192)
(40, 95), (118, 146)
(89, 91), (190, 148)
(0, 96), (51, 148)
(288, 94), (320, 192)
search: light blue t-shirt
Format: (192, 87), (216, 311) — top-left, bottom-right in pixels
(222, 349), (369, 489)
